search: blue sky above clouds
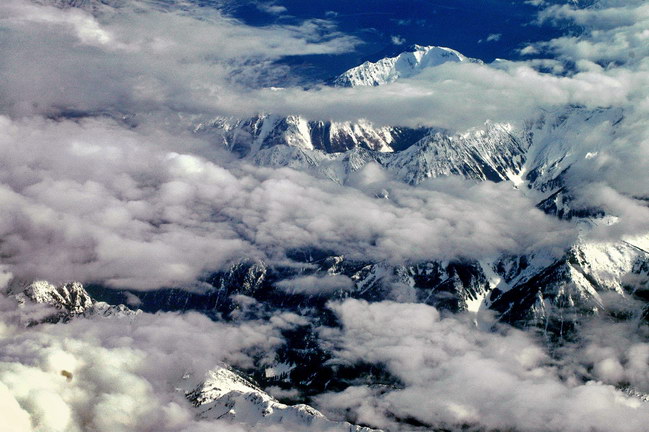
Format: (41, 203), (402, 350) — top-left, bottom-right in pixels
(220, 0), (570, 81)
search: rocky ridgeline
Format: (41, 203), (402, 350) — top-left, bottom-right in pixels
(9, 280), (138, 323)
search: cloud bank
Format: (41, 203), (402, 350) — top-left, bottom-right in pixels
(0, 0), (645, 132)
(0, 114), (573, 289)
(0, 288), (300, 432)
(1, 1), (649, 431)
(317, 299), (649, 432)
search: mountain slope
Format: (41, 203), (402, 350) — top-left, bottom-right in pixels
(9, 280), (138, 323)
(187, 365), (378, 431)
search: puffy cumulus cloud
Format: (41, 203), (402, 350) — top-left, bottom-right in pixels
(0, 291), (297, 432)
(0, 116), (253, 289)
(485, 33), (501, 42)
(0, 115), (573, 289)
(559, 317), (649, 394)
(0, 0), (358, 116)
(316, 299), (649, 432)
(572, 184), (649, 241)
(0, 381), (32, 432)
(0, 290), (368, 432)
(256, 2), (288, 15)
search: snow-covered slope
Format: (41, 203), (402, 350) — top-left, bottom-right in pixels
(197, 115), (412, 156)
(333, 45), (480, 87)
(20, 281), (93, 314)
(9, 280), (138, 323)
(201, 105), (621, 193)
(487, 233), (649, 335)
(523, 106), (624, 192)
(186, 365), (377, 431)
(383, 122), (525, 184)
(248, 121), (526, 184)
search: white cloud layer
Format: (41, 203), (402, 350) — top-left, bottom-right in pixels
(1, 1), (649, 431)
(317, 300), (649, 432)
(0, 114), (573, 289)
(0, 289), (298, 432)
(0, 0), (646, 133)
(0, 0), (358, 116)
(275, 274), (355, 296)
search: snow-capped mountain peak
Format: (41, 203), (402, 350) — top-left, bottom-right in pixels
(187, 364), (378, 431)
(9, 280), (138, 323)
(333, 44), (480, 87)
(21, 280), (93, 315)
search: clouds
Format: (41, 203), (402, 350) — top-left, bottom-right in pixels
(0, 290), (293, 432)
(5, 292), (647, 432)
(317, 299), (649, 432)
(0, 0), (641, 296)
(2, 1), (649, 431)
(275, 274), (354, 296)
(252, 60), (631, 129)
(538, 1), (649, 66)
(559, 316), (649, 394)
(1, 288), (377, 432)
(0, 113), (574, 289)
(1, 0), (643, 133)
(256, 2), (288, 15)
(0, 0), (358, 116)
(3, 288), (649, 432)
(2, 0), (648, 150)
(0, 117), (250, 289)
(479, 33), (501, 43)
(390, 35), (405, 45)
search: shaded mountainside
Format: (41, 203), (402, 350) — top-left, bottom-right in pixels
(197, 114), (425, 157)
(488, 237), (649, 341)
(200, 105), (624, 190)
(91, 235), (649, 332)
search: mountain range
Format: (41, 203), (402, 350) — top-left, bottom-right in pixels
(10, 43), (648, 431)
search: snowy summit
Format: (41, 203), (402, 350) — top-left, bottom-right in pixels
(333, 44), (479, 87)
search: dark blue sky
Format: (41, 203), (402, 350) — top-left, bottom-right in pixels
(201, 0), (571, 82)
